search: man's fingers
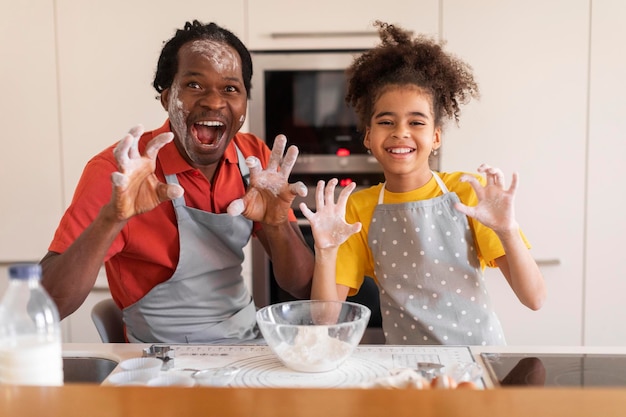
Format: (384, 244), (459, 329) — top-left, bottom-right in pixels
(111, 172), (129, 188)
(245, 156), (263, 177)
(113, 134), (134, 168)
(145, 132), (174, 160)
(161, 183), (184, 200)
(128, 124), (145, 138)
(280, 145), (299, 177)
(289, 181), (307, 197)
(267, 134), (287, 171)
(227, 198), (245, 216)
(126, 125), (144, 160)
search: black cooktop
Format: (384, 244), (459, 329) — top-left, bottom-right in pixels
(481, 353), (626, 387)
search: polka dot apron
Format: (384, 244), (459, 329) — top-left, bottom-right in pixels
(368, 173), (505, 346)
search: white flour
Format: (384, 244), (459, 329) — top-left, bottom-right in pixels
(274, 326), (353, 373)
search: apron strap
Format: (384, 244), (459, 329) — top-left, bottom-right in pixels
(235, 145), (250, 187)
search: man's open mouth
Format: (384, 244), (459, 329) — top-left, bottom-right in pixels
(192, 121), (225, 146)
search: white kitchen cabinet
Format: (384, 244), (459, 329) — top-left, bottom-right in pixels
(440, 0), (589, 345)
(54, 0), (246, 205)
(584, 0), (626, 345)
(246, 0), (439, 50)
(0, 0), (63, 262)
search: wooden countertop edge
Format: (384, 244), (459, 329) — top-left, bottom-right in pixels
(3, 385), (626, 417)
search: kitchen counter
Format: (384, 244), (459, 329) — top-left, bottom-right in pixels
(3, 343), (626, 417)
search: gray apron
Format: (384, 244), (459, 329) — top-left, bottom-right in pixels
(368, 172), (505, 345)
(124, 147), (259, 344)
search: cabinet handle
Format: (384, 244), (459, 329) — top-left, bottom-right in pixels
(270, 31), (380, 39)
(535, 258), (561, 266)
(0, 260), (39, 266)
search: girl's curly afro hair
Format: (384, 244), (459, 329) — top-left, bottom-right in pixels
(346, 21), (479, 131)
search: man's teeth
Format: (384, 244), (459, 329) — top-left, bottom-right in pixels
(388, 148), (414, 154)
(196, 121), (224, 127)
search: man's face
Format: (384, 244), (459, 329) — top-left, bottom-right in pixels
(161, 39), (248, 168)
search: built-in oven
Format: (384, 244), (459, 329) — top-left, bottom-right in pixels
(247, 51), (439, 343)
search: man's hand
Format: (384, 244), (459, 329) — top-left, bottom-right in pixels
(454, 163), (519, 233)
(227, 134), (307, 225)
(110, 125), (184, 220)
(300, 178), (362, 249)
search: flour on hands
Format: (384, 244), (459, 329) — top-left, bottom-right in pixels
(227, 134), (307, 225)
(111, 125), (184, 220)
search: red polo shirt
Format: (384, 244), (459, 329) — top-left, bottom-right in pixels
(49, 121), (296, 307)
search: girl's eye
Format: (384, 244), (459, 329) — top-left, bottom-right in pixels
(377, 120), (393, 125)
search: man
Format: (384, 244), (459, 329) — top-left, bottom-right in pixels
(41, 20), (314, 343)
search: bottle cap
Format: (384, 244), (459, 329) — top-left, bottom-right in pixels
(8, 263), (42, 279)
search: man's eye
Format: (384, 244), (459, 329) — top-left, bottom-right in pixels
(225, 85), (238, 93)
(187, 82), (201, 89)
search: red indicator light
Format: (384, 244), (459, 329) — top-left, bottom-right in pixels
(339, 178), (353, 187)
(336, 148), (350, 157)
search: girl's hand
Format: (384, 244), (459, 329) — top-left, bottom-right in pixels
(300, 178), (362, 249)
(454, 164), (519, 233)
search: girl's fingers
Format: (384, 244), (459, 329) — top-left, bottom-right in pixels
(299, 202), (314, 220)
(324, 178), (338, 204)
(315, 180), (326, 209)
(337, 181), (356, 208)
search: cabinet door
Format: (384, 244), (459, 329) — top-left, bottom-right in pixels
(247, 0), (438, 50)
(55, 1), (245, 205)
(585, 0), (626, 345)
(63, 275), (112, 343)
(0, 0), (63, 262)
(441, 0), (589, 345)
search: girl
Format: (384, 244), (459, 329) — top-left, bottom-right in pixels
(301, 22), (546, 346)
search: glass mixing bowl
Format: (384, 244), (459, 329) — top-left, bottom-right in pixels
(256, 300), (371, 373)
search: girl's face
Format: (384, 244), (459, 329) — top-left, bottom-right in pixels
(364, 85), (441, 192)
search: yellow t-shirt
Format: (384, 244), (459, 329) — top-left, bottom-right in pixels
(336, 171), (530, 295)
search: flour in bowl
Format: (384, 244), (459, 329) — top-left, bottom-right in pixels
(274, 326), (354, 372)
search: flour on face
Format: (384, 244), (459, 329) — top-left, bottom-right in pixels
(189, 39), (240, 74)
(167, 85), (188, 143)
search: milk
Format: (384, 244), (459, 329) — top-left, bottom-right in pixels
(0, 335), (63, 385)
